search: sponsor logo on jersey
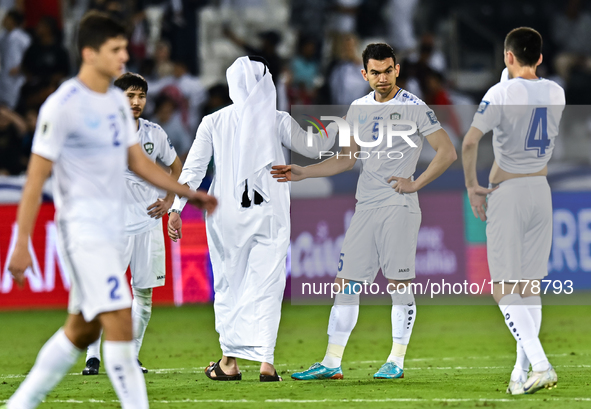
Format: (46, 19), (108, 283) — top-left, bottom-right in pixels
(157, 275), (165, 280)
(390, 112), (401, 120)
(359, 111), (368, 124)
(144, 142), (154, 154)
(477, 100), (490, 114)
(84, 113), (101, 129)
(167, 137), (173, 149)
(373, 116), (383, 120)
(399, 268), (410, 273)
(426, 110), (438, 125)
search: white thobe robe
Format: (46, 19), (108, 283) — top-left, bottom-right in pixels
(173, 108), (336, 363)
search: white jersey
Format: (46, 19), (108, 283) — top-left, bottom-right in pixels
(32, 78), (138, 242)
(471, 78), (566, 174)
(346, 89), (442, 211)
(124, 118), (177, 235)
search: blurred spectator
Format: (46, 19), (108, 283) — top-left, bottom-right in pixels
(203, 83), (231, 116)
(154, 40), (174, 79)
(386, 0), (418, 55)
(422, 69), (462, 137)
(223, 26), (283, 85)
(0, 9), (31, 108)
(408, 33), (446, 74)
(291, 35), (321, 91)
(151, 94), (192, 160)
(329, 0), (363, 34)
(136, 0), (184, 57)
(88, 0), (130, 21)
(552, 0), (591, 82)
(290, 0), (329, 42)
(0, 104), (27, 175)
(21, 17), (69, 84)
(396, 60), (423, 99)
(0, 0), (16, 27)
(149, 59), (207, 134)
(328, 34), (369, 105)
(288, 35), (321, 105)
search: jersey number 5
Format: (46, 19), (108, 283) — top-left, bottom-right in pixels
(524, 107), (549, 157)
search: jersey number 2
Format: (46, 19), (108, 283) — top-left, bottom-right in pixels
(108, 276), (121, 300)
(108, 114), (121, 147)
(524, 107), (549, 157)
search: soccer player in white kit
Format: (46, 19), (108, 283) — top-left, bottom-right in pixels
(272, 43), (457, 380)
(82, 72), (182, 375)
(462, 27), (565, 395)
(4, 12), (216, 409)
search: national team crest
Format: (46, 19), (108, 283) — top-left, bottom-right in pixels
(144, 142), (154, 154)
(390, 112), (401, 120)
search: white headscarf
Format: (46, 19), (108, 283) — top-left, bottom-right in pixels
(226, 56), (277, 205)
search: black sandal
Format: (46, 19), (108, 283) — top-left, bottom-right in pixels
(260, 371), (282, 382)
(204, 360), (242, 381)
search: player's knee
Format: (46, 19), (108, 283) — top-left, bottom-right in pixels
(390, 286), (415, 306)
(132, 287), (153, 308)
(65, 322), (102, 349)
(334, 292), (360, 306)
(99, 309), (133, 341)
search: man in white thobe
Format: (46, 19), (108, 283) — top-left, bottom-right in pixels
(168, 56), (336, 381)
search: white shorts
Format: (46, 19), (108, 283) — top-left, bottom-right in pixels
(337, 205), (421, 282)
(58, 227), (132, 322)
(122, 223), (166, 289)
(486, 176), (552, 282)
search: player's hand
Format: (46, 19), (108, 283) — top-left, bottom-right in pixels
(186, 190), (218, 214)
(147, 197), (174, 219)
(388, 176), (417, 194)
(271, 165), (305, 182)
(168, 212), (183, 241)
(467, 185), (497, 221)
(7, 243), (32, 287)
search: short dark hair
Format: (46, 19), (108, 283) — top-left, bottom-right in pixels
(6, 9), (24, 26)
(77, 11), (127, 58)
(504, 27), (542, 67)
(362, 43), (397, 71)
(114, 72), (148, 93)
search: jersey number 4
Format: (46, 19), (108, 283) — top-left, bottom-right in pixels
(524, 107), (549, 157)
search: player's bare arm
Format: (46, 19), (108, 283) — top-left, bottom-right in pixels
(389, 128), (457, 194)
(8, 154), (53, 286)
(272, 134), (358, 182)
(462, 126), (497, 221)
(128, 144), (217, 214)
(147, 156), (183, 219)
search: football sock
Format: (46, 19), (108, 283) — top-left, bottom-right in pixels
(132, 287), (153, 357)
(512, 296), (542, 382)
(7, 329), (81, 409)
(86, 330), (102, 362)
(321, 293), (359, 368)
(499, 294), (550, 373)
(387, 288), (416, 369)
(103, 340), (148, 409)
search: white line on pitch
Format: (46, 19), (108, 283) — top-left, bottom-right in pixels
(3, 398), (591, 404)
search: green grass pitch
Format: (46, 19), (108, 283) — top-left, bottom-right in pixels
(1, 299), (590, 408)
